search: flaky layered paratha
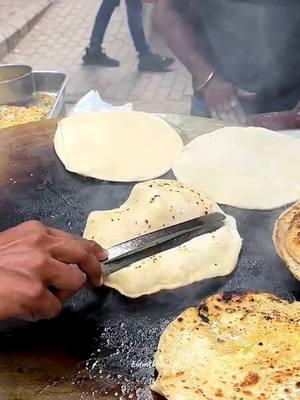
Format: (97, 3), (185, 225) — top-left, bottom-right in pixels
(153, 292), (300, 400)
(273, 200), (300, 281)
(84, 180), (242, 298)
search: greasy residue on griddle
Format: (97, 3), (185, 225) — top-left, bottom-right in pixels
(84, 315), (170, 385)
(72, 367), (162, 400)
(69, 305), (172, 399)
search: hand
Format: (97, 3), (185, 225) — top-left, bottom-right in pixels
(201, 74), (246, 124)
(248, 110), (300, 130)
(0, 221), (107, 321)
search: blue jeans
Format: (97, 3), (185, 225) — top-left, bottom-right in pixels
(191, 95), (210, 117)
(90, 0), (150, 57)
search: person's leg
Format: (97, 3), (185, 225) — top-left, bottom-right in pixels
(125, 0), (150, 56)
(125, 0), (174, 72)
(83, 0), (120, 66)
(89, 0), (119, 51)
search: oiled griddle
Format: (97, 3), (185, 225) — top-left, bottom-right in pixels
(0, 121), (299, 398)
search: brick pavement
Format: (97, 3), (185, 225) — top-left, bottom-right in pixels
(1, 0), (192, 114)
(0, 0), (52, 58)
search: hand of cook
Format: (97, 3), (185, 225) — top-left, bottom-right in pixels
(0, 221), (107, 321)
(197, 73), (247, 124)
(199, 73), (300, 130)
(248, 109), (300, 131)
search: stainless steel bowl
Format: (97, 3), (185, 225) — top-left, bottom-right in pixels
(0, 64), (35, 105)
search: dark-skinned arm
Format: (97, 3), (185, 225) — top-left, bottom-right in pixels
(154, 0), (245, 122)
(247, 110), (300, 130)
(154, 0), (211, 88)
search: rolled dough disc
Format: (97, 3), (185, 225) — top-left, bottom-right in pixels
(84, 180), (242, 298)
(173, 126), (300, 210)
(54, 111), (183, 182)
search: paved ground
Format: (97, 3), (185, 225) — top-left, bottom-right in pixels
(0, 0), (47, 25)
(1, 0), (192, 114)
(0, 0), (52, 57)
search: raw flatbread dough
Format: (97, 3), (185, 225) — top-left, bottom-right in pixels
(273, 200), (300, 281)
(173, 126), (300, 210)
(152, 292), (300, 400)
(84, 180), (242, 298)
(54, 111), (183, 182)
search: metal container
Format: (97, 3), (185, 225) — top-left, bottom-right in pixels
(32, 71), (69, 118)
(0, 64), (35, 105)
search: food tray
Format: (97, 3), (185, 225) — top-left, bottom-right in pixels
(32, 70), (68, 118)
(0, 71), (68, 129)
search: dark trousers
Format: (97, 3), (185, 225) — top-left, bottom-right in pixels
(90, 0), (150, 56)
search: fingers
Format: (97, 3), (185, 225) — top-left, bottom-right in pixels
(210, 97), (246, 124)
(50, 239), (103, 287)
(0, 221), (107, 290)
(14, 263), (84, 320)
(28, 290), (62, 320)
(210, 106), (236, 123)
(48, 227), (108, 261)
(6, 272), (63, 321)
(218, 105), (237, 123)
(201, 77), (246, 124)
(0, 222), (108, 322)
(88, 240), (108, 261)
(46, 261), (87, 291)
(47, 227), (107, 287)
(231, 99), (247, 124)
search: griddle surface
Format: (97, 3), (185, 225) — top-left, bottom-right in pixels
(0, 119), (299, 399)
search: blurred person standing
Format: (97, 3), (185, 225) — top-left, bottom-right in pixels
(155, 0), (300, 130)
(83, 0), (174, 72)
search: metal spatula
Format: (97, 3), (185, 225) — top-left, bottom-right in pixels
(102, 212), (225, 276)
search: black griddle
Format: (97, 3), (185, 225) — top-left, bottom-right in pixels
(0, 119), (299, 399)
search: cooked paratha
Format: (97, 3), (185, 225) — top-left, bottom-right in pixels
(273, 200), (300, 281)
(153, 292), (300, 400)
(84, 180), (242, 298)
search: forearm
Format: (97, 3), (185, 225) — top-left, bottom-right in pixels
(154, 0), (213, 87)
(247, 110), (300, 130)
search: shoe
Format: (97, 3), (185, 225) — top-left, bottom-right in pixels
(138, 53), (174, 72)
(82, 48), (120, 67)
